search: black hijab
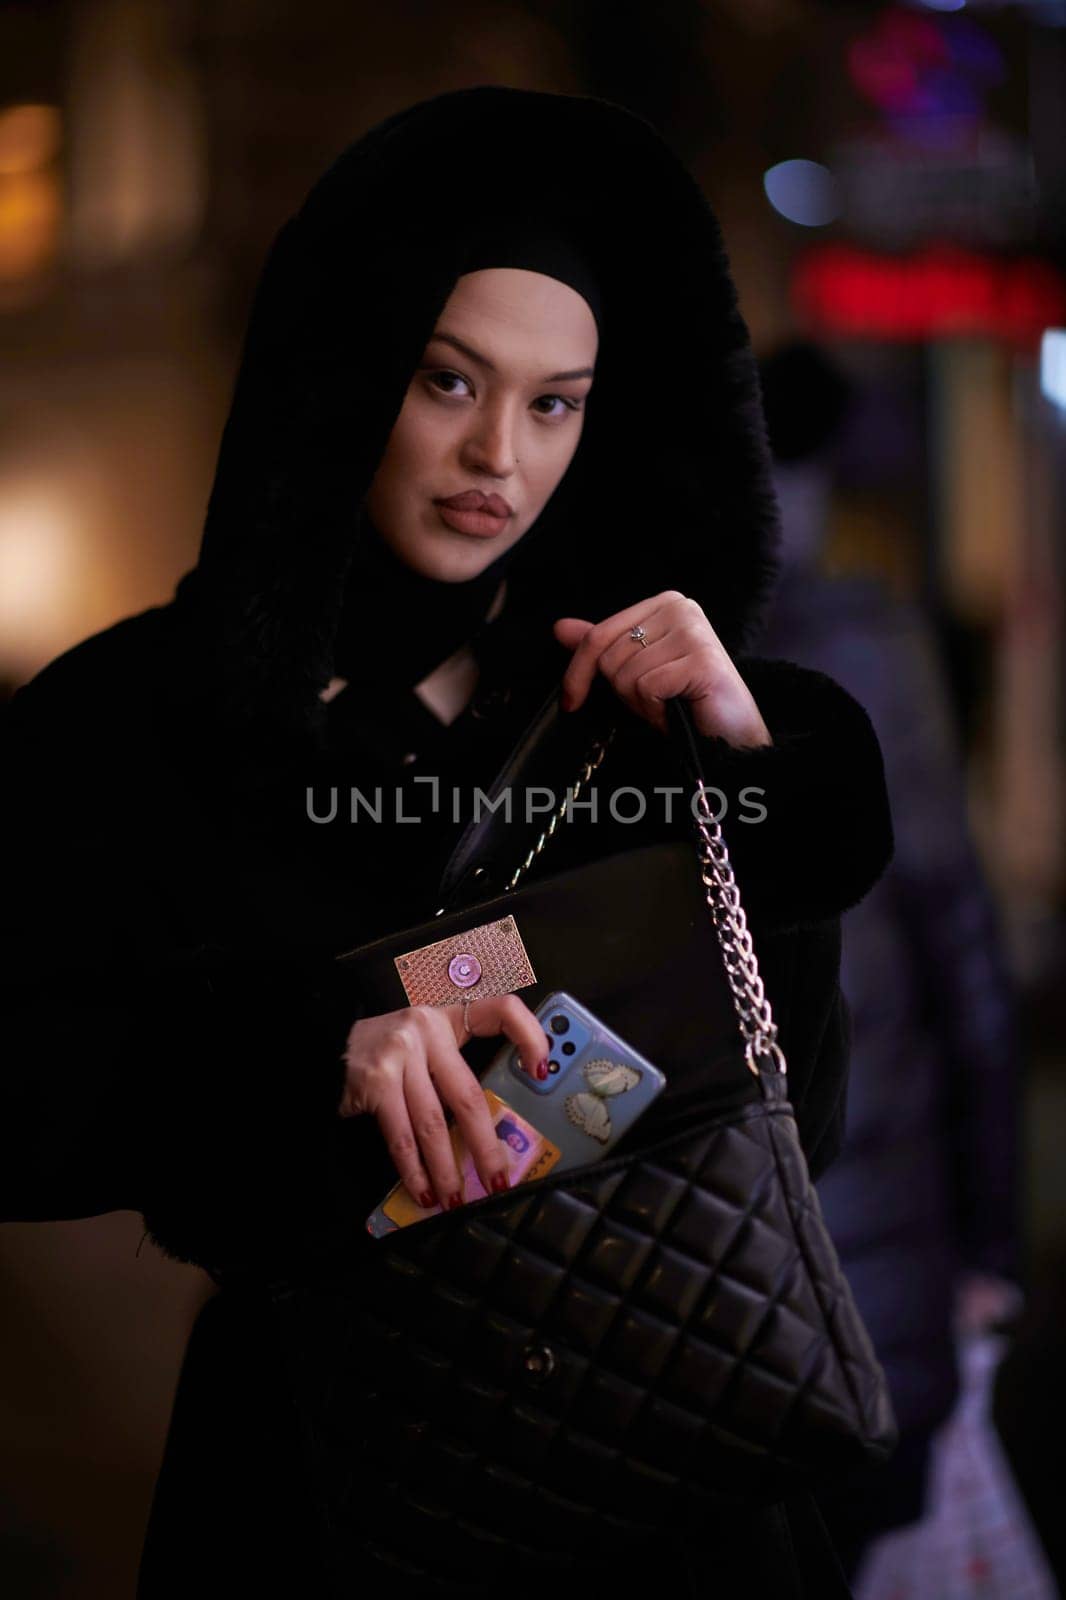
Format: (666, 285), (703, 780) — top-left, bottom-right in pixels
(171, 86), (781, 756)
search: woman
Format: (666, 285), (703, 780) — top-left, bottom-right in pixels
(2, 87), (894, 1595)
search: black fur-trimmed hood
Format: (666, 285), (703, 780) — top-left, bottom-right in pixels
(173, 84), (781, 749)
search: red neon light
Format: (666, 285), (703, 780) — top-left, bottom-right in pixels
(791, 244), (1066, 347)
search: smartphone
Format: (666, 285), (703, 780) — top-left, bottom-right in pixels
(479, 990), (667, 1171)
(365, 991), (667, 1237)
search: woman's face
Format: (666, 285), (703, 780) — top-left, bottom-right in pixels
(364, 267), (598, 582)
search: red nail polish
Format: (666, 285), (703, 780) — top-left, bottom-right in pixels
(419, 1190), (436, 1211)
(447, 1191), (463, 1210)
(491, 1171), (510, 1194)
(536, 1058), (548, 1080)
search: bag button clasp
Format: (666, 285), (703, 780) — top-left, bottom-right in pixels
(448, 953), (482, 988)
(521, 1343), (557, 1384)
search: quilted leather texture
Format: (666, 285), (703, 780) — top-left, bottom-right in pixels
(268, 1079), (897, 1588)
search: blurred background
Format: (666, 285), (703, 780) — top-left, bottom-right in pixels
(1, 1), (1063, 1595)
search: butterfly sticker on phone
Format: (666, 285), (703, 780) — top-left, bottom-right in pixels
(563, 1058), (644, 1145)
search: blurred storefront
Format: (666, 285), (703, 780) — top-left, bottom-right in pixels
(777, 4), (1066, 985)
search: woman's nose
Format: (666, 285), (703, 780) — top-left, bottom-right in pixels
(460, 409), (519, 479)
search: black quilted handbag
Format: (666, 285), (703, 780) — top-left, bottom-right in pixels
(263, 688), (897, 1591)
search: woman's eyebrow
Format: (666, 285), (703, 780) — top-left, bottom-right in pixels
(428, 330), (594, 383)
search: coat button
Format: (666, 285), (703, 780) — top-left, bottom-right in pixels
(471, 686), (512, 719)
(521, 1343), (557, 1385)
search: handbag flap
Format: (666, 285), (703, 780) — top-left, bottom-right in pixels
(434, 673), (620, 911)
(337, 836), (761, 1157)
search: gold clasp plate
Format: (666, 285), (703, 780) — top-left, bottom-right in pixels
(393, 915), (536, 1008)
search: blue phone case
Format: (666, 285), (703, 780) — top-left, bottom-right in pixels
(478, 990), (667, 1173)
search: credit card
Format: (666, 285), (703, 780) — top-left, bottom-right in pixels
(365, 1088), (562, 1238)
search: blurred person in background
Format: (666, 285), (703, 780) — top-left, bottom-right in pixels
(757, 341), (1026, 1580)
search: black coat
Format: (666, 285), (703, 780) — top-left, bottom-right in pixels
(2, 85), (895, 1597)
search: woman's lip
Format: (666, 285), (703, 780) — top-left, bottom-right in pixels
(436, 491), (513, 515)
(435, 503), (511, 538)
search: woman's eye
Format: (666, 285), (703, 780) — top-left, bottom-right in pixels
(533, 394), (582, 420)
(426, 370), (582, 420)
(428, 370), (472, 398)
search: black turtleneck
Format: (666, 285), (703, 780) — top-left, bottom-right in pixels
(331, 508), (517, 692)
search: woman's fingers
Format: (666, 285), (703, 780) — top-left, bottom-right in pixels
(400, 995), (551, 1206)
(374, 1005), (528, 1210)
(421, 1006), (518, 1203)
(555, 592), (678, 711)
(446, 992), (551, 1081)
(399, 1050), (470, 1210)
(367, 1016), (441, 1210)
(555, 592), (773, 745)
(343, 996), (552, 1212)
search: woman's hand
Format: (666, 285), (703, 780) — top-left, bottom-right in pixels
(338, 995), (551, 1212)
(554, 590), (772, 748)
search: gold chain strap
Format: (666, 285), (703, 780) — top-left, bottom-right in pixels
(434, 727), (618, 915)
(503, 727), (617, 891)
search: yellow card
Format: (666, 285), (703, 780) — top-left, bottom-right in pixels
(367, 1088), (561, 1235)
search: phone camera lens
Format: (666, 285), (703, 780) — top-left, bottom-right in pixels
(550, 1015), (570, 1035)
(561, 1041), (576, 1056)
